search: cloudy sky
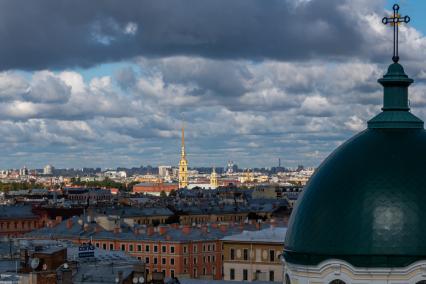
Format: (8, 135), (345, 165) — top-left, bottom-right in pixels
(0, 0), (426, 169)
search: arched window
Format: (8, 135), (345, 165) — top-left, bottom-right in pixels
(285, 274), (291, 284)
(330, 280), (346, 284)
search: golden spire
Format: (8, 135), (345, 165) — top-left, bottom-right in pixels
(179, 123), (188, 188)
(181, 125), (185, 157)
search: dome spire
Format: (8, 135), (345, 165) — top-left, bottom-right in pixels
(382, 4), (410, 63)
(368, 4), (423, 129)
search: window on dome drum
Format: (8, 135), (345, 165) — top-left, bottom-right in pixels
(285, 274), (291, 284)
(330, 280), (346, 284)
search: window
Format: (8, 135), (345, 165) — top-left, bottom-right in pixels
(203, 268), (206, 275)
(208, 244), (211, 251)
(184, 258), (188, 265)
(230, 268), (235, 280)
(162, 258), (166, 265)
(203, 245), (206, 252)
(170, 258), (175, 265)
(194, 268), (197, 278)
(145, 257), (150, 264)
(212, 266), (216, 276)
(95, 243), (100, 248)
(137, 245), (142, 251)
(203, 256), (206, 263)
(129, 244), (134, 251)
(109, 243), (114, 250)
(102, 243), (107, 250)
(162, 245), (166, 253)
(207, 256), (211, 262)
(269, 270), (274, 282)
(212, 244), (216, 251)
(121, 244), (126, 251)
(145, 245), (150, 252)
(243, 269), (248, 281)
(230, 248), (235, 260)
(183, 246), (187, 253)
(269, 250), (275, 262)
(154, 257), (158, 265)
(193, 245), (197, 253)
(193, 257), (197, 264)
(329, 281), (346, 284)
(154, 245), (158, 252)
(170, 246), (175, 254)
(212, 255), (215, 262)
(171, 270), (175, 278)
(243, 249), (248, 260)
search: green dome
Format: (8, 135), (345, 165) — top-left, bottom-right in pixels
(284, 62), (426, 268)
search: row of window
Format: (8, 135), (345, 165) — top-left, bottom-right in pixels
(94, 242), (216, 254)
(145, 257), (175, 265)
(0, 220), (38, 230)
(146, 266), (217, 279)
(230, 268), (275, 281)
(229, 248), (277, 262)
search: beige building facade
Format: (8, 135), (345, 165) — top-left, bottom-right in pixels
(222, 226), (286, 282)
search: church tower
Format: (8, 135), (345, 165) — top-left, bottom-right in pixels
(210, 167), (218, 188)
(178, 126), (188, 188)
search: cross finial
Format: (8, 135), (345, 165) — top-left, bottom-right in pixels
(382, 4), (410, 63)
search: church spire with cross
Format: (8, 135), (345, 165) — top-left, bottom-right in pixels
(368, 3), (423, 129)
(382, 4), (410, 63)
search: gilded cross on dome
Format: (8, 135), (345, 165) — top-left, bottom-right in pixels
(382, 4), (410, 63)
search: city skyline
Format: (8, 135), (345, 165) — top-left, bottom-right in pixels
(0, 1), (426, 168)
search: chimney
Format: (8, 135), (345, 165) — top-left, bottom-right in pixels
(114, 226), (120, 234)
(147, 226), (154, 236)
(270, 218), (277, 228)
(238, 223), (244, 231)
(66, 219), (73, 229)
(158, 225), (168, 235)
(134, 227), (140, 235)
(219, 223), (228, 233)
(55, 216), (63, 224)
(255, 222), (261, 230)
(182, 225), (191, 234)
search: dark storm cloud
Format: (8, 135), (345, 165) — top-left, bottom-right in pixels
(0, 0), (368, 71)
